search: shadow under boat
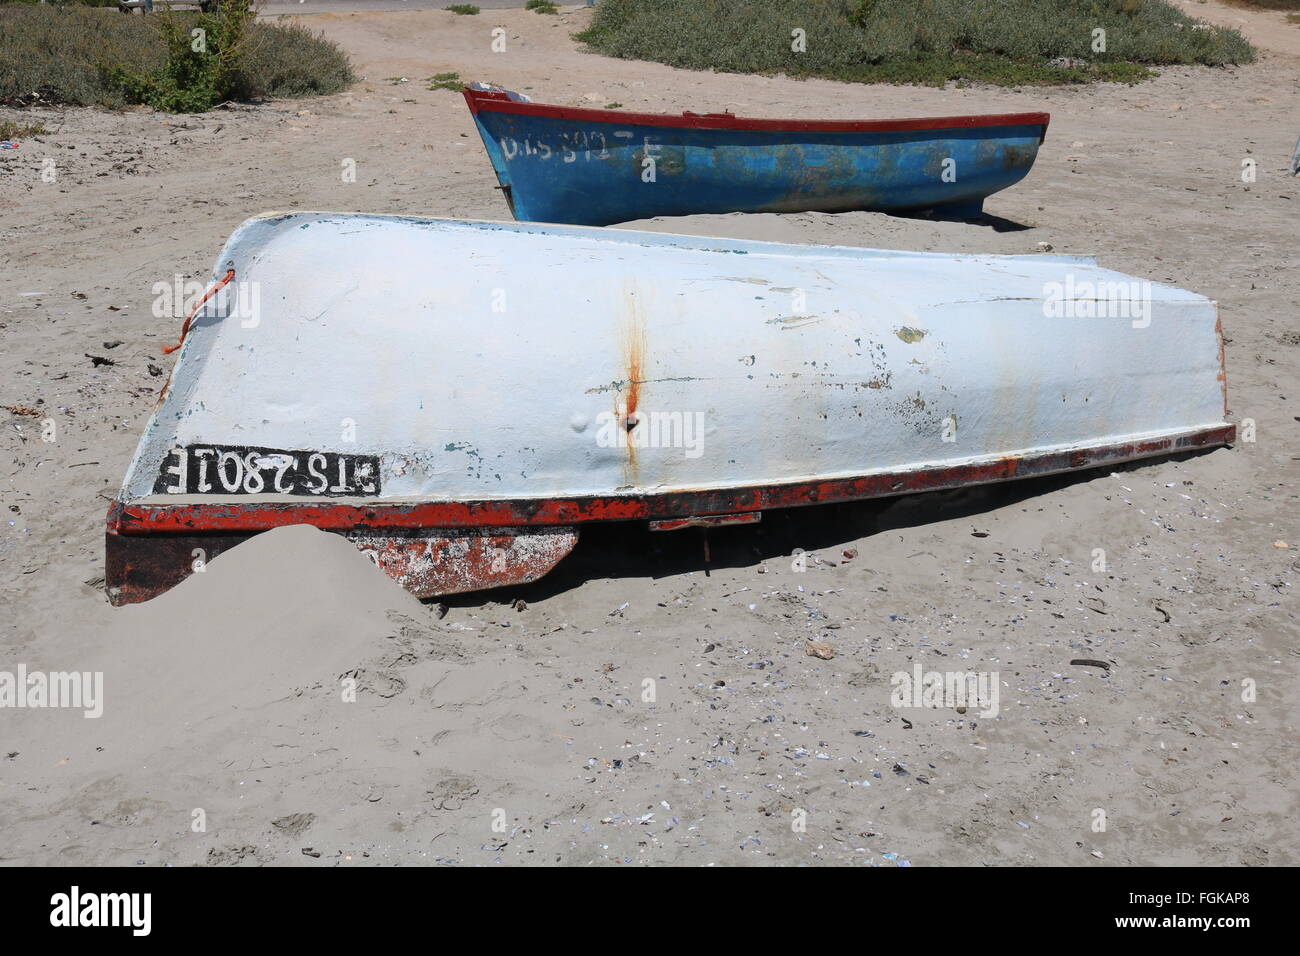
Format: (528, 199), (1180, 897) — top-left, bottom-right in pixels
(436, 447), (1220, 609)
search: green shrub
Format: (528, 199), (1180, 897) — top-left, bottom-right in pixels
(576, 0), (1256, 87)
(0, 118), (48, 137)
(427, 70), (462, 91)
(1219, 0), (1300, 9)
(1, 6), (157, 106)
(0, 0), (119, 7)
(445, 4), (480, 13)
(103, 1), (256, 112)
(235, 17), (355, 99)
(0, 4), (354, 110)
(526, 0), (558, 13)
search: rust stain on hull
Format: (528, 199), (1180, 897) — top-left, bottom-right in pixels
(619, 285), (648, 485)
(1215, 309), (1230, 419)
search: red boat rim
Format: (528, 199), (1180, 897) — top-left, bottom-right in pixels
(463, 87), (1050, 138)
(108, 424), (1232, 537)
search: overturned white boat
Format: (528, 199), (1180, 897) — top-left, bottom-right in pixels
(106, 213), (1233, 604)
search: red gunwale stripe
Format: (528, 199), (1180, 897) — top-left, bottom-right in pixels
(462, 88), (1050, 136)
(109, 425), (1232, 536)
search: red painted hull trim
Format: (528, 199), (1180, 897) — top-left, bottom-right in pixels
(462, 88), (1050, 137)
(108, 425), (1234, 536)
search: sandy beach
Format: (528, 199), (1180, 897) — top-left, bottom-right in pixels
(1, 3), (1297, 866)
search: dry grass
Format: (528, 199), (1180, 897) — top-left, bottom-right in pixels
(578, 0), (1257, 87)
(1218, 0), (1300, 10)
(0, 4), (353, 110)
(0, 118), (50, 138)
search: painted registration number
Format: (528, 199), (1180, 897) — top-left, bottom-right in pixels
(154, 445), (381, 496)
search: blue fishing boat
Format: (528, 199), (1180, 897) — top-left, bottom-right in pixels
(463, 86), (1049, 226)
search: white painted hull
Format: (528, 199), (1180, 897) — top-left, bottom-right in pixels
(121, 212), (1229, 506)
(106, 212), (1232, 604)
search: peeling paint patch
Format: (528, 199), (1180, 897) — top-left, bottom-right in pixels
(765, 314), (823, 329)
(584, 375), (701, 395)
(443, 441), (486, 479)
(349, 527), (578, 597)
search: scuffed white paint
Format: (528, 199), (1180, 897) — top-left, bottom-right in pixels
(119, 213), (1228, 507)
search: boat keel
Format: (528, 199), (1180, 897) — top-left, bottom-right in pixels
(930, 198), (984, 220)
(105, 526), (579, 606)
(649, 512), (762, 531)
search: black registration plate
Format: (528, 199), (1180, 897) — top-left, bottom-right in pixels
(154, 445), (381, 496)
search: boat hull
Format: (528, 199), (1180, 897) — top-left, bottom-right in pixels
(464, 89), (1049, 225)
(107, 213), (1231, 603)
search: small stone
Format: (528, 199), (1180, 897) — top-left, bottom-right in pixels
(1273, 540), (1289, 549)
(272, 812), (316, 836)
(805, 640), (835, 660)
(842, 548), (857, 560)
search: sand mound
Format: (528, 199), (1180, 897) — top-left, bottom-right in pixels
(13, 526), (425, 770)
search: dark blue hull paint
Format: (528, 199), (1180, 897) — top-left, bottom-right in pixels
(469, 111), (1046, 226)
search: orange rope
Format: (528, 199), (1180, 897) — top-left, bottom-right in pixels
(162, 268), (236, 355)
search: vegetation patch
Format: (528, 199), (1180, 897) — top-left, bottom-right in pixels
(0, 0), (119, 6)
(427, 71), (463, 91)
(0, 2), (354, 111)
(445, 4), (480, 13)
(0, 118), (48, 138)
(1219, 0), (1300, 10)
(576, 0), (1256, 87)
